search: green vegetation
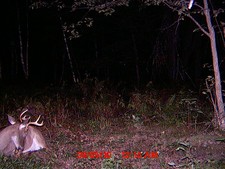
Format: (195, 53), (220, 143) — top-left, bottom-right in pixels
(0, 155), (52, 169)
(0, 79), (223, 168)
(0, 79), (212, 127)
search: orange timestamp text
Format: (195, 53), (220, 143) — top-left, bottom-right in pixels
(77, 151), (159, 159)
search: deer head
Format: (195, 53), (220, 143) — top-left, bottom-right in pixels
(0, 110), (47, 157)
(23, 116), (47, 154)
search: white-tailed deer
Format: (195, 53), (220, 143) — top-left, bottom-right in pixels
(0, 110), (47, 157)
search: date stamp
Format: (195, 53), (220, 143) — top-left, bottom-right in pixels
(77, 151), (159, 159)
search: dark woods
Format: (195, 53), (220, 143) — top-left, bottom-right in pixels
(1, 0), (225, 89)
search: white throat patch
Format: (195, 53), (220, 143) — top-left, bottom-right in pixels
(19, 124), (26, 130)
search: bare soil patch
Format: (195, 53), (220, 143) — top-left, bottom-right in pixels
(29, 118), (225, 169)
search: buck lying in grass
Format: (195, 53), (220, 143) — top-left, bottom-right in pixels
(0, 110), (47, 157)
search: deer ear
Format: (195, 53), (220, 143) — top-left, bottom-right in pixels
(7, 115), (16, 125)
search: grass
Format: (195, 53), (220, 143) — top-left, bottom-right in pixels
(0, 154), (52, 169)
(0, 80), (224, 168)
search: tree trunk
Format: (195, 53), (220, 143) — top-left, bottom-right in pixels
(203, 0), (225, 129)
(131, 32), (140, 88)
(0, 61), (1, 80)
(59, 16), (78, 84)
(17, 0), (29, 80)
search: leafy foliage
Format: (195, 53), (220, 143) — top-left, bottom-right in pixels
(0, 81), (219, 168)
(30, 0), (129, 39)
(0, 155), (51, 169)
(0, 79), (212, 127)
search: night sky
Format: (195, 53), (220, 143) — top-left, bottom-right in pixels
(1, 0), (225, 88)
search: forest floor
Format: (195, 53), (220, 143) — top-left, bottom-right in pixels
(1, 85), (225, 168)
(21, 117), (225, 169)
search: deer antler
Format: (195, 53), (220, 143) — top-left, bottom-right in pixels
(22, 115), (31, 121)
(19, 109), (28, 122)
(27, 115), (43, 126)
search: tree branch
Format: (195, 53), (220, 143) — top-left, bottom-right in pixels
(186, 14), (210, 37)
(163, 1), (210, 37)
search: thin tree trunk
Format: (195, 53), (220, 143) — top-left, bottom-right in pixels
(59, 16), (77, 84)
(17, 1), (29, 80)
(131, 32), (140, 88)
(17, 11), (26, 78)
(94, 37), (100, 77)
(0, 61), (1, 80)
(59, 54), (65, 84)
(203, 0), (225, 129)
(25, 0), (29, 79)
(163, 0), (225, 129)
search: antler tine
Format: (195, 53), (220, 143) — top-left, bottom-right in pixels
(27, 115), (43, 126)
(19, 109), (28, 122)
(22, 115), (31, 121)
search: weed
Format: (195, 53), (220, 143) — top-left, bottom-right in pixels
(101, 155), (122, 169)
(0, 155), (52, 169)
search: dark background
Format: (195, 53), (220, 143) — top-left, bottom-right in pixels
(1, 0), (225, 89)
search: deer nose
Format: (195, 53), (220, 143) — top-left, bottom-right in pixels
(17, 145), (24, 151)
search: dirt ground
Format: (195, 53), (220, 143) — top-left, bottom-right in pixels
(29, 117), (225, 169)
